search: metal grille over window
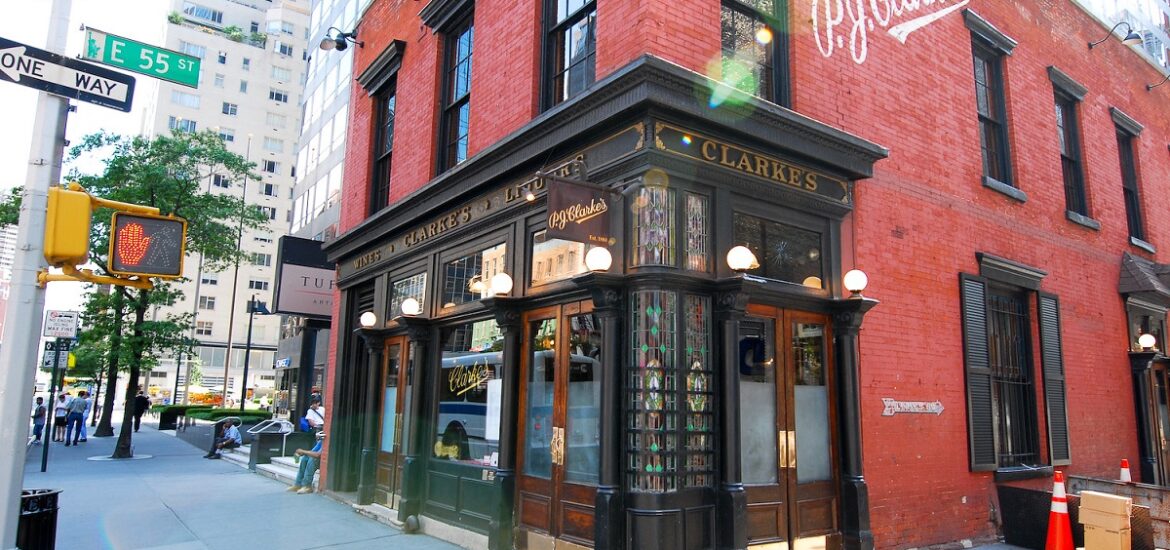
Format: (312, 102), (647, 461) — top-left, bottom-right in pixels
(631, 187), (675, 267)
(684, 194), (709, 272)
(628, 290), (677, 492)
(987, 290), (1039, 467)
(683, 295), (713, 487)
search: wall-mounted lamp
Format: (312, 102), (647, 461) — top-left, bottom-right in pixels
(1138, 333), (1157, 351)
(359, 311), (377, 328)
(1147, 73), (1170, 91)
(843, 269), (869, 297)
(522, 185), (536, 202)
(490, 272), (514, 296)
(320, 27), (363, 51)
(585, 247), (613, 272)
(1088, 21), (1143, 49)
(726, 245), (759, 272)
(400, 298), (421, 316)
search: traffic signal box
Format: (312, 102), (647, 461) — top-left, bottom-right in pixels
(44, 186), (92, 266)
(108, 212), (186, 278)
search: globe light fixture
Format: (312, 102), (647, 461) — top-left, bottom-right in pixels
(843, 269), (869, 297)
(490, 272), (514, 296)
(359, 311), (377, 328)
(319, 27), (363, 51)
(1138, 333), (1157, 351)
(400, 298), (421, 316)
(585, 247), (613, 272)
(726, 246), (759, 272)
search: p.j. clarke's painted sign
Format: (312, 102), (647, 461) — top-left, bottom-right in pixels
(545, 164), (618, 248)
(655, 123), (851, 204)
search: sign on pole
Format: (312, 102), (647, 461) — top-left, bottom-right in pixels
(0, 36), (135, 112)
(43, 310), (79, 339)
(81, 27), (200, 89)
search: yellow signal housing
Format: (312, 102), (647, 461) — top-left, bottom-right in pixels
(43, 186), (93, 266)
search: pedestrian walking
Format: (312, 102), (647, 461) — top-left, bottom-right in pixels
(79, 391), (91, 441)
(52, 393), (69, 442)
(133, 391), (151, 432)
(64, 391), (87, 446)
(30, 397), (46, 444)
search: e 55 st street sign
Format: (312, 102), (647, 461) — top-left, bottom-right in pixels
(82, 27), (200, 89)
(0, 36), (135, 112)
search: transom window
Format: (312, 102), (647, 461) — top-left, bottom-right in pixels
(545, 0), (596, 108)
(440, 17), (473, 171)
(442, 242), (505, 308)
(732, 212), (823, 288)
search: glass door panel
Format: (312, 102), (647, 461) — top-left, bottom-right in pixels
(793, 322), (831, 483)
(739, 316), (778, 484)
(564, 312), (602, 485)
(381, 343), (401, 453)
(524, 318), (557, 479)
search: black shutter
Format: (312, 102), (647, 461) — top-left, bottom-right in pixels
(1038, 293), (1071, 465)
(961, 274), (997, 471)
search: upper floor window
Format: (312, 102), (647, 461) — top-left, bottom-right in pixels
(720, 0), (786, 106)
(242, 58), (251, 71)
(371, 86), (396, 214)
(1049, 67), (1089, 220)
(217, 51), (227, 64)
(213, 73), (224, 88)
(545, 0), (596, 108)
(440, 17), (474, 171)
(262, 160), (280, 174)
(218, 128), (235, 142)
(275, 41), (294, 57)
(168, 117), (197, 133)
(1117, 127), (1144, 242)
(965, 11), (1017, 194)
(269, 89), (289, 103)
(171, 90), (200, 109)
(178, 41), (206, 59)
(264, 137), (284, 153)
(198, 296), (216, 310)
(182, 2), (222, 24)
(212, 174), (231, 188)
(222, 102), (238, 116)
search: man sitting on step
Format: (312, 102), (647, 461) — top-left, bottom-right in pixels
(204, 420), (242, 459)
(288, 431), (325, 494)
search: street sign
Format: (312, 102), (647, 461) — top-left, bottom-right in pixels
(42, 350), (69, 369)
(0, 36), (135, 112)
(43, 340), (73, 352)
(82, 27), (200, 89)
(43, 310), (80, 338)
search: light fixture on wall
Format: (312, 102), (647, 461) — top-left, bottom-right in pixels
(1138, 333), (1157, 351)
(1087, 21), (1143, 49)
(490, 272), (514, 296)
(522, 185), (536, 202)
(1148, 73), (1170, 91)
(585, 247), (613, 272)
(359, 311), (377, 328)
(843, 269), (869, 297)
(400, 298), (421, 316)
(319, 27), (363, 51)
(726, 245), (759, 272)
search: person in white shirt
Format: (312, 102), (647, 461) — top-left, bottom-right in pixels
(52, 394), (69, 442)
(305, 399), (325, 431)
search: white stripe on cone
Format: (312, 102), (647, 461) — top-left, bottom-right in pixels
(1120, 459), (1132, 483)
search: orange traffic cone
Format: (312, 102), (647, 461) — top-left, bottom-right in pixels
(1045, 471), (1074, 550)
(1120, 459), (1133, 483)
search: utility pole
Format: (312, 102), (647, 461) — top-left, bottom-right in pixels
(0, 0), (73, 546)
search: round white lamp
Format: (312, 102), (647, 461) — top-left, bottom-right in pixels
(1138, 333), (1157, 350)
(585, 247), (613, 272)
(802, 276), (822, 289)
(359, 311), (377, 328)
(726, 246), (759, 272)
(843, 269), (869, 296)
(490, 272), (514, 296)
(468, 277), (487, 295)
(400, 298), (421, 316)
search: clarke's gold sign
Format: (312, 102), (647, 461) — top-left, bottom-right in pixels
(655, 123), (851, 203)
(449, 360), (491, 397)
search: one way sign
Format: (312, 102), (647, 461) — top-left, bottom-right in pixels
(0, 36), (135, 112)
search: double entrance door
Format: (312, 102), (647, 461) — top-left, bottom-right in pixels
(740, 305), (840, 550)
(376, 336), (411, 508)
(517, 301), (602, 549)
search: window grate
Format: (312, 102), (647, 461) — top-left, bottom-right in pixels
(987, 291), (1038, 467)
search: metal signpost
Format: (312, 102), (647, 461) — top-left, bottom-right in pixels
(40, 311), (79, 473)
(0, 36), (135, 112)
(81, 26), (199, 89)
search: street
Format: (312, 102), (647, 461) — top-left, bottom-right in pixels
(21, 418), (461, 550)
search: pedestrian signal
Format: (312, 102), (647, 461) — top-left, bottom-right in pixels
(43, 186), (93, 266)
(108, 212), (186, 278)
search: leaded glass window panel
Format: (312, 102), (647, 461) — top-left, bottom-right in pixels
(685, 193), (709, 272)
(628, 290), (677, 492)
(631, 187), (675, 267)
(683, 295), (714, 487)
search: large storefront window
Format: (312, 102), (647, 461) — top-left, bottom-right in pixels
(733, 212), (823, 288)
(442, 243), (506, 308)
(531, 230), (591, 286)
(434, 319), (504, 466)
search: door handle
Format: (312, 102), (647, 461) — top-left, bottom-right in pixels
(778, 430), (797, 469)
(393, 415), (404, 450)
(786, 430), (797, 469)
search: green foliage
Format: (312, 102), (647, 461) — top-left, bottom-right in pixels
(188, 408), (273, 422)
(223, 25), (244, 41)
(160, 405), (212, 416)
(248, 32), (267, 47)
(0, 187), (21, 226)
(167, 11), (183, 24)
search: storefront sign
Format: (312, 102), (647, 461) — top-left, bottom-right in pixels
(449, 360), (491, 397)
(274, 236), (335, 319)
(881, 398), (944, 416)
(546, 176), (616, 247)
(654, 123), (851, 204)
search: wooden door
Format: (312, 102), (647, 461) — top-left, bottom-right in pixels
(741, 305), (840, 550)
(1153, 367), (1170, 485)
(375, 336), (410, 508)
(517, 301), (602, 548)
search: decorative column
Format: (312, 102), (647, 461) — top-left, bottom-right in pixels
(1129, 351), (1159, 483)
(397, 316), (432, 528)
(481, 297), (522, 550)
(714, 282), (749, 550)
(831, 296), (878, 550)
(578, 273), (626, 550)
(355, 326), (389, 505)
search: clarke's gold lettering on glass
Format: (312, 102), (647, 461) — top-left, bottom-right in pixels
(448, 359), (491, 397)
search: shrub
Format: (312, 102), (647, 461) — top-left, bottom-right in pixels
(224, 25), (244, 42)
(188, 408), (273, 422)
(167, 11), (183, 24)
(160, 405), (212, 416)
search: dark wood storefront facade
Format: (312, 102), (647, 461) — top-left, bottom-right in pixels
(323, 58), (887, 550)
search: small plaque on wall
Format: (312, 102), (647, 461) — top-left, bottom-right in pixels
(881, 398), (944, 416)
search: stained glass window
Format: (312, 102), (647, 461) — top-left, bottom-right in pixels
(685, 194), (709, 272)
(683, 295), (714, 487)
(628, 290), (677, 492)
(631, 187), (675, 266)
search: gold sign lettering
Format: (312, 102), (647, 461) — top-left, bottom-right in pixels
(448, 360), (490, 397)
(548, 197), (609, 230)
(352, 249), (382, 270)
(403, 206), (472, 248)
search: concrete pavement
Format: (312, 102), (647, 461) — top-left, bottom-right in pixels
(21, 419), (462, 550)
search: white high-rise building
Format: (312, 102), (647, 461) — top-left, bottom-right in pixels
(1076, 0), (1170, 69)
(141, 0), (309, 404)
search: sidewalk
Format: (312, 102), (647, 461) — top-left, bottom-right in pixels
(22, 421), (462, 550)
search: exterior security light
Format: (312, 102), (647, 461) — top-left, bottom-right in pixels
(585, 247), (613, 272)
(1088, 22), (1143, 49)
(1138, 333), (1157, 350)
(400, 298), (421, 316)
(843, 269), (869, 296)
(320, 27), (362, 52)
(359, 311), (377, 328)
(490, 272), (514, 296)
(726, 246), (759, 272)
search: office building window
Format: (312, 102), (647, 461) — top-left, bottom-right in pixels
(545, 0), (595, 108)
(167, 117), (197, 133)
(269, 89), (289, 103)
(198, 296), (216, 310)
(222, 102), (238, 116)
(440, 17), (473, 171)
(182, 2), (222, 23)
(195, 321), (213, 336)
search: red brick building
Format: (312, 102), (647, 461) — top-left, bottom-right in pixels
(320, 0), (1170, 548)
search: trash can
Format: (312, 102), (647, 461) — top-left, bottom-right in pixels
(17, 489), (60, 550)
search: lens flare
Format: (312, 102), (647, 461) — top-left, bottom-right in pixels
(681, 135), (692, 146)
(755, 27), (773, 45)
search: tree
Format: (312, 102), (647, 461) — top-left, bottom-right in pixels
(67, 130), (267, 458)
(0, 187), (21, 226)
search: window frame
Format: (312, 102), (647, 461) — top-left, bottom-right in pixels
(439, 14), (474, 173)
(370, 83), (397, 215)
(1116, 125), (1146, 245)
(719, 0), (791, 107)
(965, 10), (1019, 199)
(542, 0), (597, 110)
